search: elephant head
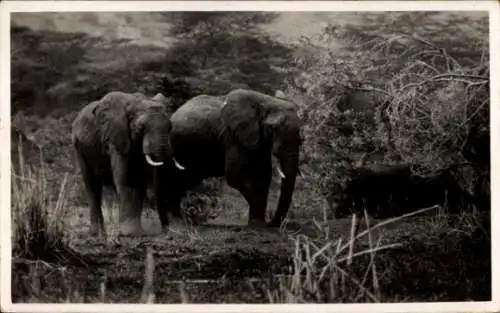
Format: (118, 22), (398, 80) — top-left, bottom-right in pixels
(221, 89), (302, 226)
(91, 91), (184, 170)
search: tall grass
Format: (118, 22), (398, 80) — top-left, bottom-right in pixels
(11, 135), (91, 301)
(266, 204), (490, 303)
(11, 136), (80, 263)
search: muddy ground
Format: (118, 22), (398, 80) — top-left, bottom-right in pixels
(11, 183), (490, 303)
(12, 194), (375, 304)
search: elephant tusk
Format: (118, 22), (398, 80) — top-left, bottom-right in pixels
(277, 167), (286, 179)
(145, 154), (163, 167)
(173, 157), (186, 170)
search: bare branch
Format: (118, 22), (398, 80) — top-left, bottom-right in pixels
(399, 33), (438, 49)
(349, 86), (392, 98)
(398, 73), (488, 92)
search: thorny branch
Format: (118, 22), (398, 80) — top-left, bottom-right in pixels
(398, 73), (488, 92)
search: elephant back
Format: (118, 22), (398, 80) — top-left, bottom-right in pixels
(172, 95), (223, 129)
(224, 89), (299, 114)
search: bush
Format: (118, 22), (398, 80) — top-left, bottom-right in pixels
(283, 14), (489, 211)
(181, 178), (224, 225)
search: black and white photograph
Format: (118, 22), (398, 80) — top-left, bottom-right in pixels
(1, 1), (498, 311)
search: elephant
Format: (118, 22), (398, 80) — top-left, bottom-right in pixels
(71, 91), (184, 237)
(331, 163), (478, 220)
(163, 88), (302, 228)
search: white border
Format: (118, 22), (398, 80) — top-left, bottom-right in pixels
(1, 1), (499, 313)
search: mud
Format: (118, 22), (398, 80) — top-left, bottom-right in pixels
(13, 218), (350, 303)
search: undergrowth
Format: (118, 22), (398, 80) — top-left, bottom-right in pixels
(267, 206), (490, 303)
(11, 138), (83, 265)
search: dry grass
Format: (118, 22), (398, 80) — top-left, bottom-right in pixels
(267, 205), (441, 303)
(11, 137), (81, 265)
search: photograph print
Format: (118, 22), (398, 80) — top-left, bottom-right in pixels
(2, 0), (496, 309)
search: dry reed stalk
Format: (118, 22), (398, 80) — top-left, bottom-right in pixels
(29, 264), (40, 299)
(364, 209), (380, 299)
(338, 205), (439, 254)
(333, 263), (379, 302)
(354, 235), (383, 302)
(100, 280), (106, 302)
(347, 213), (357, 266)
(179, 281), (188, 303)
(140, 247), (155, 303)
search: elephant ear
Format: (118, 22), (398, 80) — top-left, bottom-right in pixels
(92, 95), (132, 155)
(263, 112), (286, 131)
(221, 93), (261, 149)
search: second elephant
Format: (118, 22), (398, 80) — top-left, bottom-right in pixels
(164, 89), (302, 227)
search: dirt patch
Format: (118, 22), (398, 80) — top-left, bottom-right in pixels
(12, 219), (314, 303)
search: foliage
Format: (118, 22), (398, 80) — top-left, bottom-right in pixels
(158, 12), (293, 96)
(11, 26), (167, 117)
(284, 12), (489, 199)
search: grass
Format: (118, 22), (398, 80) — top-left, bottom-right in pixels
(11, 138), (79, 265)
(267, 206), (439, 303)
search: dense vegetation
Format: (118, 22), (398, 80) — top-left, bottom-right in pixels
(10, 12), (490, 303)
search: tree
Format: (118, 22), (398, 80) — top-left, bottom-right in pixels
(159, 12), (293, 95)
(284, 12), (489, 195)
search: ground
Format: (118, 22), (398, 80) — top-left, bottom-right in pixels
(10, 155), (492, 304)
(12, 182), (377, 303)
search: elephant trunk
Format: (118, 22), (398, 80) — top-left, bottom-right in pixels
(142, 134), (170, 167)
(143, 138), (186, 170)
(269, 154), (298, 227)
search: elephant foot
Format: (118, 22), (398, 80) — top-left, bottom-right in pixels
(247, 218), (268, 229)
(160, 217), (187, 236)
(119, 219), (143, 236)
(170, 217), (188, 232)
(267, 218), (284, 228)
(89, 225), (107, 239)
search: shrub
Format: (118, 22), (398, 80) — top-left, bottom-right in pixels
(181, 178), (224, 225)
(283, 13), (489, 211)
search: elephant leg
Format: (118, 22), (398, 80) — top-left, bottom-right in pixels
(156, 189), (184, 232)
(154, 169), (193, 232)
(247, 171), (272, 226)
(226, 153), (271, 227)
(153, 169), (171, 231)
(109, 149), (143, 236)
(77, 153), (106, 238)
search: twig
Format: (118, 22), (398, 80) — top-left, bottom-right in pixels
(364, 210), (380, 299)
(11, 174), (36, 184)
(12, 258), (61, 270)
(333, 263), (379, 302)
(399, 33), (437, 49)
(354, 235), (383, 302)
(337, 243), (403, 263)
(349, 86), (392, 97)
(347, 214), (357, 266)
(338, 205), (440, 254)
(398, 73), (488, 91)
